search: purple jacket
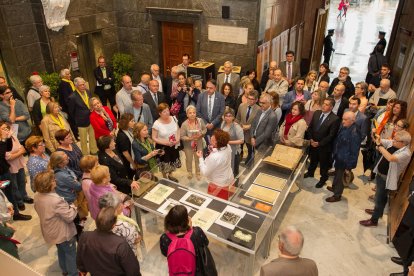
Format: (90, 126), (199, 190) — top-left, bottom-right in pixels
(88, 184), (114, 220)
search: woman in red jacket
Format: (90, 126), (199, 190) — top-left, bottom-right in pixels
(89, 97), (117, 139)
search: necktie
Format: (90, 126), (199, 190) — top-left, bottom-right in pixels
(246, 106), (251, 121)
(208, 95), (212, 120)
(101, 67), (107, 79)
(288, 63), (292, 81)
(225, 75), (229, 83)
(317, 114), (325, 129)
(153, 93), (158, 105)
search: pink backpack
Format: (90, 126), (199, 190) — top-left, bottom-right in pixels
(166, 229), (196, 276)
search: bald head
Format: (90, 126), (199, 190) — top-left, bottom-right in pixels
(122, 75), (133, 91)
(171, 66), (178, 79)
(141, 73), (151, 85)
(319, 81), (329, 92)
(273, 69), (283, 81)
(269, 61), (277, 70)
(278, 226), (304, 257)
(379, 79), (390, 93)
(333, 84), (345, 99)
(342, 111), (356, 127)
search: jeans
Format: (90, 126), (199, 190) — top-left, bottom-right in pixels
(10, 168), (28, 205)
(371, 174), (388, 222)
(56, 236), (77, 276)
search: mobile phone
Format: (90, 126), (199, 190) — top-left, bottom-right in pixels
(0, 180), (10, 189)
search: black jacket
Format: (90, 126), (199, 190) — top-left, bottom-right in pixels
(0, 138), (12, 175)
(98, 150), (132, 194)
(57, 80), (75, 113)
(32, 98), (44, 127)
(67, 90), (92, 128)
(143, 91), (167, 121)
(307, 110), (340, 152)
(328, 76), (355, 99)
(93, 66), (116, 93)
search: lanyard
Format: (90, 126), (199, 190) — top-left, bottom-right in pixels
(61, 79), (75, 91)
(76, 89), (89, 108)
(50, 115), (65, 129)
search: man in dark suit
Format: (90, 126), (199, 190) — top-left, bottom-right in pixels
(196, 79), (225, 138)
(331, 83), (349, 119)
(236, 90), (260, 162)
(279, 50), (301, 90)
(143, 80), (166, 120)
(56, 68), (78, 137)
(68, 77), (98, 155)
(323, 29), (335, 65)
(164, 66), (178, 105)
(150, 64), (165, 93)
(251, 93), (279, 150)
(216, 61), (241, 93)
(328, 67), (355, 99)
(304, 98), (340, 188)
(348, 97), (369, 141)
(260, 60), (277, 91)
(94, 56), (116, 113)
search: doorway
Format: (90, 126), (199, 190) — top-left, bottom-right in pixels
(76, 32), (103, 94)
(161, 22), (194, 76)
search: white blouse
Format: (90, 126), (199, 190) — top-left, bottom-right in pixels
(199, 145), (234, 187)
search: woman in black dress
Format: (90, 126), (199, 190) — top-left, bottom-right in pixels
(246, 69), (261, 93)
(97, 135), (139, 194)
(115, 113), (136, 179)
(220, 83), (236, 110)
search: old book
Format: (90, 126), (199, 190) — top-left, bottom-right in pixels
(245, 184), (280, 205)
(253, 173), (286, 191)
(263, 144), (303, 170)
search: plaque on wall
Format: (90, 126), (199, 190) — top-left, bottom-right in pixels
(208, 25), (248, 45)
(263, 144), (303, 170)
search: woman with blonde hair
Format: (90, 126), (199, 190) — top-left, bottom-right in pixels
(32, 85), (53, 131)
(41, 101), (75, 153)
(304, 70), (318, 93)
(89, 97), (117, 139)
(180, 105), (207, 180)
(304, 89), (324, 125)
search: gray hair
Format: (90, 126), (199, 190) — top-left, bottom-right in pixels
(279, 226), (304, 256)
(224, 61), (233, 67)
(29, 75), (42, 84)
(150, 64), (159, 73)
(395, 130), (412, 146)
(131, 90), (143, 101)
(185, 105), (196, 114)
(89, 97), (100, 108)
(74, 77), (86, 87)
(340, 67), (350, 74)
(260, 92), (272, 104)
(59, 68), (70, 78)
(39, 85), (50, 94)
(98, 192), (121, 209)
(343, 111), (356, 122)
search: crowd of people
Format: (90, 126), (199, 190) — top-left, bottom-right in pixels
(0, 45), (411, 275)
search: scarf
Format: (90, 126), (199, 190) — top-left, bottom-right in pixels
(376, 111), (390, 135)
(284, 113), (304, 136)
(61, 78), (75, 92)
(50, 114), (65, 129)
(76, 89), (89, 108)
(138, 138), (157, 170)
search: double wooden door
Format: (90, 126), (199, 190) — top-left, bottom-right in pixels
(162, 22), (194, 76)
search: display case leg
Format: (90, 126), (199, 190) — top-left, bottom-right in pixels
(245, 253), (255, 276)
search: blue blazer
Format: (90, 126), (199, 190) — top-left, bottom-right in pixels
(196, 92), (225, 128)
(282, 90), (311, 111)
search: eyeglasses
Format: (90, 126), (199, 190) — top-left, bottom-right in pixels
(37, 143), (45, 147)
(247, 97), (256, 101)
(339, 71), (347, 74)
(3, 91), (11, 95)
(395, 124), (405, 128)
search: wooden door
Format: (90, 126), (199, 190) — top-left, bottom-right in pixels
(162, 22), (194, 76)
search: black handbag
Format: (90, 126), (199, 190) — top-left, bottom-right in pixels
(195, 245), (218, 276)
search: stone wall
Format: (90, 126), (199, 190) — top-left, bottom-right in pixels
(114, 0), (260, 80)
(0, 0), (53, 90)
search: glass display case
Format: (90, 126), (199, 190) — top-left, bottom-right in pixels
(131, 144), (307, 275)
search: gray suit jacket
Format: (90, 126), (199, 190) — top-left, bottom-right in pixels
(236, 103), (260, 143)
(125, 103), (153, 131)
(279, 61), (301, 80)
(217, 73), (241, 94)
(251, 108), (279, 149)
(196, 92), (225, 128)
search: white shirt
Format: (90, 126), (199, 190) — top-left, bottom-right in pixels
(152, 116), (178, 140)
(27, 88), (41, 109)
(224, 73), (232, 83)
(116, 87), (134, 115)
(332, 98), (342, 115)
(199, 145), (234, 187)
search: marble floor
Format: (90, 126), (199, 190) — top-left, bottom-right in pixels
(9, 0), (402, 275)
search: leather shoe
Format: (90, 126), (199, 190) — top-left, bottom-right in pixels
(315, 181), (326, 188)
(389, 273), (404, 276)
(390, 256), (404, 266)
(23, 197), (34, 204)
(13, 213), (32, 221)
(325, 196), (341, 202)
(327, 186), (333, 192)
(365, 209), (374, 215)
(359, 219), (378, 227)
(18, 203), (25, 211)
(304, 172), (314, 178)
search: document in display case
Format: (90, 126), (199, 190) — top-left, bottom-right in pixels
(263, 144), (303, 170)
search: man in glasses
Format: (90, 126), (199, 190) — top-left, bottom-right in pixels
(328, 67), (355, 99)
(264, 69), (289, 106)
(360, 130), (412, 227)
(236, 90), (260, 163)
